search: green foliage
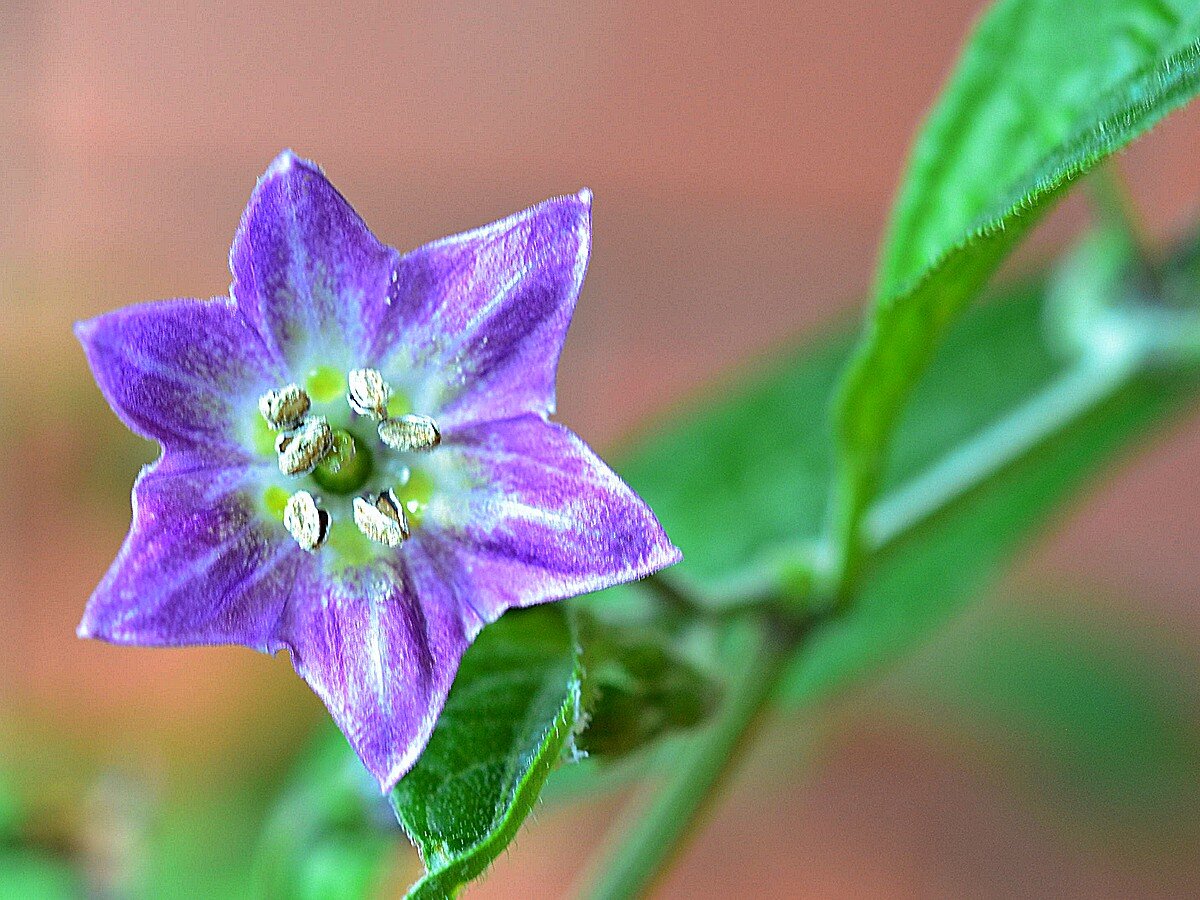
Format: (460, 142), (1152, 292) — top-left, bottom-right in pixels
(390, 605), (584, 899)
(887, 595), (1200, 839)
(0, 770), (82, 899)
(833, 1), (1200, 560)
(0, 769), (20, 841)
(615, 329), (849, 590)
(254, 729), (397, 900)
(0, 852), (82, 900)
(879, 0), (1200, 294)
(617, 236), (1198, 708)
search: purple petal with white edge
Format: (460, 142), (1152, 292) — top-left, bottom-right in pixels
(419, 414), (682, 623)
(281, 550), (480, 793)
(78, 449), (301, 650)
(368, 191), (591, 428)
(76, 297), (280, 459)
(229, 150), (400, 371)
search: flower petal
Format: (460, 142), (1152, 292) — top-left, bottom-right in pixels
(370, 191), (591, 427)
(280, 550), (479, 793)
(229, 150), (400, 372)
(76, 297), (278, 459)
(421, 414), (681, 622)
(78, 450), (300, 650)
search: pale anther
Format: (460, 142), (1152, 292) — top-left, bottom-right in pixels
(347, 368), (392, 420)
(277, 415), (333, 476)
(353, 489), (409, 547)
(258, 384), (310, 431)
(283, 490), (329, 552)
(378, 414), (441, 452)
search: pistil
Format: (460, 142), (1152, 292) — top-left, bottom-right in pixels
(311, 429), (373, 495)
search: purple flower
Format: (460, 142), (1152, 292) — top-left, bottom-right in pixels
(76, 151), (680, 792)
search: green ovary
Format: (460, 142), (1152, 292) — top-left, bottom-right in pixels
(311, 429), (373, 495)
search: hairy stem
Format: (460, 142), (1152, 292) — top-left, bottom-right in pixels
(581, 615), (795, 900)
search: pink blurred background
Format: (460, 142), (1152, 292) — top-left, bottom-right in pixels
(4, 1), (1200, 896)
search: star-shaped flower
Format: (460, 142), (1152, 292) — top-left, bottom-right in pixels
(76, 151), (680, 792)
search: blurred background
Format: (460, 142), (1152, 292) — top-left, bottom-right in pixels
(4, 1), (1200, 896)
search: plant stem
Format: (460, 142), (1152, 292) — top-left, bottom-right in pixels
(582, 615), (794, 900)
(584, 212), (1177, 896)
(864, 341), (1145, 553)
(689, 334), (1151, 613)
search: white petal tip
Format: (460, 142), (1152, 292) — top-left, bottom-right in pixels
(264, 149), (321, 181)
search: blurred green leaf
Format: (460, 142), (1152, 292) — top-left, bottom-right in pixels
(0, 852), (82, 900)
(391, 605), (583, 900)
(885, 595), (1200, 838)
(614, 325), (849, 591)
(833, 1), (1200, 552)
(575, 616), (719, 759)
(0, 769), (21, 842)
(254, 730), (399, 900)
(0, 768), (81, 899)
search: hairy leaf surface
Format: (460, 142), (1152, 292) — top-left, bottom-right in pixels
(391, 605), (583, 899)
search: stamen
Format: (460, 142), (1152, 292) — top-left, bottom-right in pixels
(258, 384), (311, 431)
(378, 414), (441, 452)
(347, 368), (392, 420)
(283, 490), (329, 552)
(353, 489), (409, 547)
(276, 416), (333, 476)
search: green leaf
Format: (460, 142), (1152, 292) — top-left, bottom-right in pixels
(391, 605), (584, 899)
(253, 729), (398, 900)
(615, 327), (850, 590)
(883, 594), (1200, 839)
(0, 769), (21, 841)
(833, 1), (1200, 554)
(612, 234), (1199, 712)
(0, 852), (82, 900)
(879, 1), (1200, 295)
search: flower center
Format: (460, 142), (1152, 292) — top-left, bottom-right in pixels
(256, 368), (440, 554)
